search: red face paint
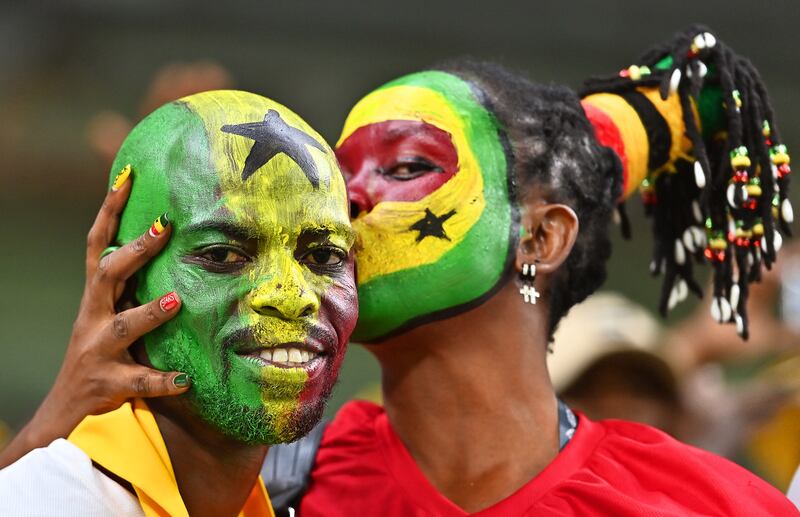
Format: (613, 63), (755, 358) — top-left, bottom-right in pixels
(336, 120), (459, 215)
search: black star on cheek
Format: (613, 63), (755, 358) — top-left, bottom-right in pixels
(409, 208), (456, 242)
(220, 109), (327, 188)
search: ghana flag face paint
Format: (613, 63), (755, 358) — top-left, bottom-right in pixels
(336, 71), (517, 342)
(111, 91), (356, 444)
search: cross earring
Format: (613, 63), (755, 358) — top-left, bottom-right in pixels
(519, 263), (540, 305)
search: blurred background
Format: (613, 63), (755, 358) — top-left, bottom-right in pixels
(1, 0), (799, 489)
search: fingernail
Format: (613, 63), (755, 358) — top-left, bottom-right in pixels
(159, 291), (180, 312)
(148, 213), (170, 238)
(111, 164), (132, 191)
(173, 373), (190, 388)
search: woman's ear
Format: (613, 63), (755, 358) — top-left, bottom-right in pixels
(516, 202), (579, 275)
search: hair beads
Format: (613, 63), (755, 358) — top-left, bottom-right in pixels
(582, 25), (792, 339)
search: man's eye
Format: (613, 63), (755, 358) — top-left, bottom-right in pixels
(200, 246), (249, 264)
(382, 157), (443, 181)
(303, 247), (346, 268)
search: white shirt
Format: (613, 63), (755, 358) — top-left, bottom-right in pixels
(0, 438), (143, 516)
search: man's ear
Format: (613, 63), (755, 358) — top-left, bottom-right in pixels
(515, 203), (579, 275)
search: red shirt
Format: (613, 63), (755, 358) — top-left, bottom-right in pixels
(301, 401), (796, 516)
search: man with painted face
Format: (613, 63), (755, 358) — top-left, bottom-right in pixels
(2, 27), (797, 516)
(0, 90), (357, 516)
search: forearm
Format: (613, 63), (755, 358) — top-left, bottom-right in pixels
(0, 386), (86, 468)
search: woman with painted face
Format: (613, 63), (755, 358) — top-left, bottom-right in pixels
(2, 26), (796, 515)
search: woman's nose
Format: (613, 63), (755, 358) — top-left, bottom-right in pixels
(346, 171), (374, 217)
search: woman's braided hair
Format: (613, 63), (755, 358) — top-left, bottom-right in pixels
(439, 25), (791, 339)
(582, 24), (791, 339)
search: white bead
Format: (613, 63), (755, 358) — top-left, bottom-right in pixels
(697, 60), (708, 78)
(704, 32), (717, 48)
(693, 34), (707, 50)
(676, 279), (689, 301)
(692, 201), (703, 223)
(694, 161), (706, 188)
(782, 198), (794, 224)
(730, 284), (741, 312)
(727, 183), (737, 208)
(711, 297), (722, 322)
(774, 231), (783, 253)
(692, 226), (706, 249)
(720, 297), (732, 322)
(683, 228), (696, 253)
(669, 68), (682, 96)
(675, 239), (686, 265)
(668, 287), (679, 311)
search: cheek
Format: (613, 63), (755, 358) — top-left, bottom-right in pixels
(370, 171), (456, 205)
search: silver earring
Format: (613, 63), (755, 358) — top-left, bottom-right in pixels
(519, 263), (540, 305)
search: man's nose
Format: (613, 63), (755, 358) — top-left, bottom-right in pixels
(249, 262), (320, 320)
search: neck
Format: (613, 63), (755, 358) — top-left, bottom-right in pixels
(365, 281), (559, 512)
(148, 398), (267, 517)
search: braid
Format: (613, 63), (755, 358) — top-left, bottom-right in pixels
(581, 25), (792, 339)
(436, 59), (623, 336)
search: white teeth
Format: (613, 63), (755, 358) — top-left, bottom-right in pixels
(735, 313), (744, 335)
(259, 349), (273, 362)
(301, 350), (310, 362)
(272, 348), (288, 363)
(288, 348), (303, 363)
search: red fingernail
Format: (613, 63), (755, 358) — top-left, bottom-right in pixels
(159, 291), (180, 312)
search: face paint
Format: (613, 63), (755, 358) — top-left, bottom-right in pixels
(111, 91), (357, 444)
(336, 71), (516, 342)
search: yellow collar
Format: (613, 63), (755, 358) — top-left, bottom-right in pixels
(68, 399), (274, 517)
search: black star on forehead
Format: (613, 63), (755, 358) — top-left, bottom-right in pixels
(220, 109), (327, 188)
(409, 208), (456, 242)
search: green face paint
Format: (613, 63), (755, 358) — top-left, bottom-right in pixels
(111, 91), (357, 444)
(336, 71), (517, 342)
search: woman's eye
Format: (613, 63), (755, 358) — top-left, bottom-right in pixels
(383, 157), (443, 181)
(303, 247), (346, 268)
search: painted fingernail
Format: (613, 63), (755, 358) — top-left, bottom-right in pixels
(159, 291), (180, 312)
(173, 373), (190, 388)
(111, 164), (132, 191)
(149, 213), (170, 238)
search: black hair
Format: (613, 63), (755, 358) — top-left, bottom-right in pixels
(582, 25), (790, 339)
(437, 59), (624, 337)
(439, 25), (790, 341)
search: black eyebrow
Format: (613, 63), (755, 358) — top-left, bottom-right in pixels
(182, 220), (252, 242)
(300, 224), (356, 245)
